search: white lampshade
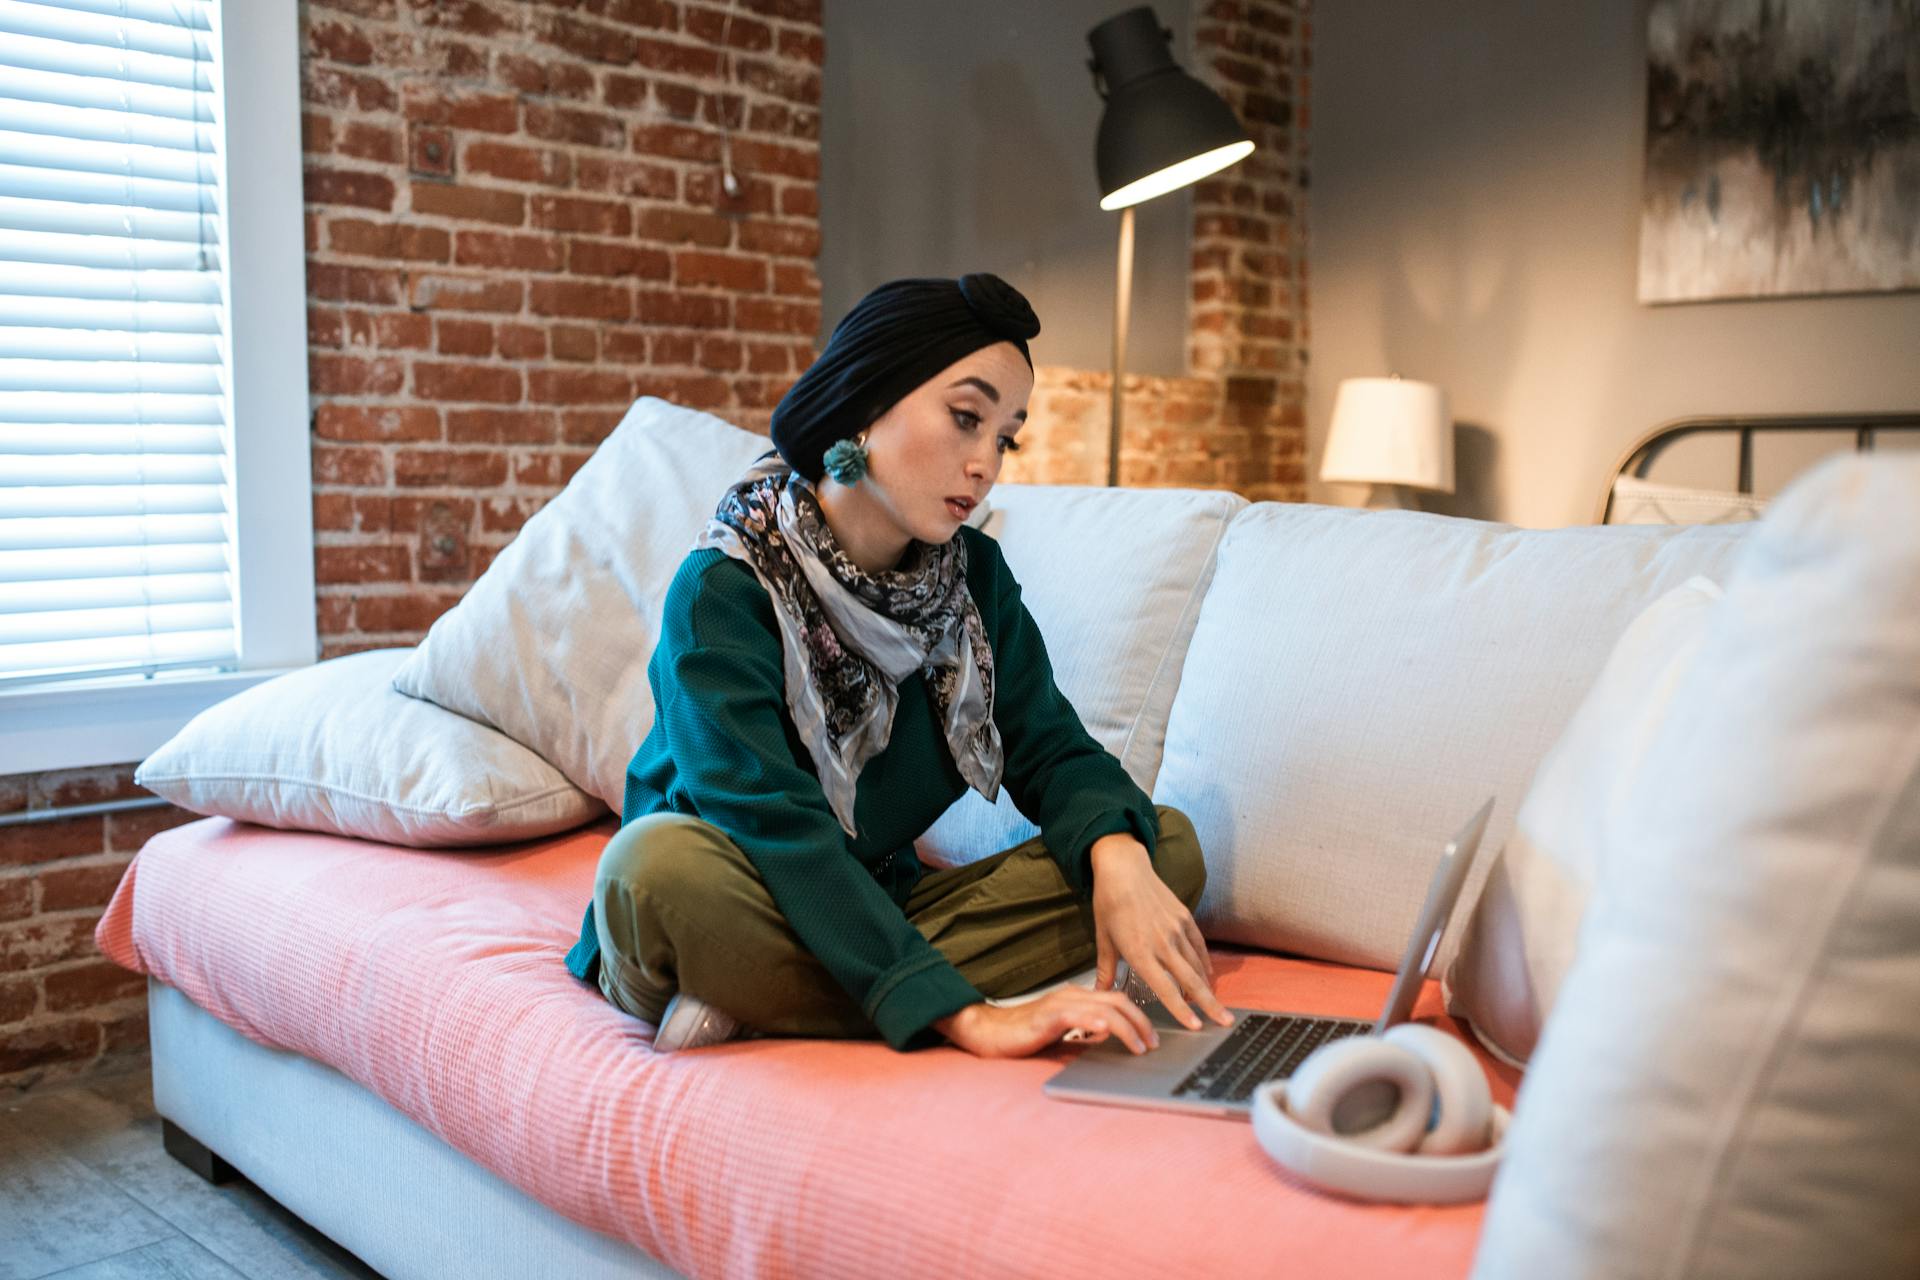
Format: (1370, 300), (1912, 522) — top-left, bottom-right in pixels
(1320, 376), (1454, 493)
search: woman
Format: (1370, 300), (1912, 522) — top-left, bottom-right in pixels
(563, 272), (1233, 1056)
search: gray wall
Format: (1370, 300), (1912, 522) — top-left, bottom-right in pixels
(819, 0), (1193, 377)
(1308, 0), (1920, 528)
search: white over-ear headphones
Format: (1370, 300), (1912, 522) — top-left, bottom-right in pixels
(1250, 1023), (1511, 1204)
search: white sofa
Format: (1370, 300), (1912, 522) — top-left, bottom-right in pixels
(114, 400), (1919, 1279)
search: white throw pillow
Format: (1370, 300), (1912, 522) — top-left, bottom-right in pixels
(389, 397), (786, 809)
(135, 649), (605, 846)
(1471, 454), (1920, 1280)
(1441, 576), (1724, 1068)
(1152, 503), (1751, 975)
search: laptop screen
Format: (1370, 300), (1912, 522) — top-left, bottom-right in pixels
(1371, 796), (1496, 1034)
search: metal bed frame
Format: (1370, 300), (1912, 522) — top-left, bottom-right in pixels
(1595, 412), (1920, 525)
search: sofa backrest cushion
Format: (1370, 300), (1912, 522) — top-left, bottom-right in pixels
(1470, 453), (1920, 1280)
(1152, 502), (1750, 974)
(916, 483), (1247, 867)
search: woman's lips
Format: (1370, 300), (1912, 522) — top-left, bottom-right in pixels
(945, 498), (973, 520)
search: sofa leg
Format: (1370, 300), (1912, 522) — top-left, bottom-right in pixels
(162, 1117), (240, 1185)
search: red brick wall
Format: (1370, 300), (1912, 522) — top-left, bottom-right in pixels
(0, 772), (174, 1084)
(0, 0), (1308, 1094)
(1, 0), (825, 1094)
(299, 0), (824, 629)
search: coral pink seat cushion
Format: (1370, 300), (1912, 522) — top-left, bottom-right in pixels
(96, 816), (1519, 1279)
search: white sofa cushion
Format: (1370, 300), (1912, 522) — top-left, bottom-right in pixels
(389, 398), (791, 809)
(1471, 454), (1920, 1279)
(135, 649), (604, 846)
(1152, 503), (1751, 973)
(915, 484), (1246, 867)
(1442, 576), (1724, 1068)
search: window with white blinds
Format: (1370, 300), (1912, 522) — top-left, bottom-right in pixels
(0, 0), (236, 691)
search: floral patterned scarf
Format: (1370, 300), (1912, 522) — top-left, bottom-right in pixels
(692, 450), (1003, 837)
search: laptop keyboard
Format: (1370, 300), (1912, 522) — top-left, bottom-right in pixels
(1172, 1014), (1373, 1104)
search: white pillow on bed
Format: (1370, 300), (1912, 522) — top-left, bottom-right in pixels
(136, 648), (605, 847)
(1607, 475), (1768, 525)
(1441, 575), (1723, 1068)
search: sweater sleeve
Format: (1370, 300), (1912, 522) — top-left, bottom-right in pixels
(662, 558), (984, 1051)
(985, 540), (1160, 899)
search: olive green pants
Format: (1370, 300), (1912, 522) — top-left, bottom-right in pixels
(591, 804), (1205, 1040)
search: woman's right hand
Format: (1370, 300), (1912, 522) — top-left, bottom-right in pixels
(931, 990), (1160, 1058)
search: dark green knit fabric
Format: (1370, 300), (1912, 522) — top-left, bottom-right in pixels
(564, 524), (1159, 1051)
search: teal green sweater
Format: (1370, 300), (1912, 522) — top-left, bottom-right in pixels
(564, 524), (1159, 1051)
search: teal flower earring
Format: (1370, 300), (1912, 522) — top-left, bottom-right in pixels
(821, 429), (871, 486)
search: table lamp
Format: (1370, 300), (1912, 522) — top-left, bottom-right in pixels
(1086, 6), (1255, 486)
(1320, 376), (1454, 509)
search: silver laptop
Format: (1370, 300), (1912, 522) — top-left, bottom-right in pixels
(1044, 797), (1495, 1120)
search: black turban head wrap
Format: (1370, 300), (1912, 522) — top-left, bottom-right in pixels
(769, 272), (1041, 483)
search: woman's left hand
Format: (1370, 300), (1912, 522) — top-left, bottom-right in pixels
(1088, 837), (1234, 1032)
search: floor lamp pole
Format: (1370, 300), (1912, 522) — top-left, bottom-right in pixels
(1108, 203), (1134, 488)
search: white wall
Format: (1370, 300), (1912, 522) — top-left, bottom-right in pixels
(1307, 0), (1920, 528)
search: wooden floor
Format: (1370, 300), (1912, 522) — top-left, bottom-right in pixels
(0, 1057), (382, 1280)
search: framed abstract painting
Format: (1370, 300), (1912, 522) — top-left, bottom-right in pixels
(1638, 0), (1920, 304)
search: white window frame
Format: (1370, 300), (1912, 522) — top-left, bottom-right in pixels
(0, 0), (314, 776)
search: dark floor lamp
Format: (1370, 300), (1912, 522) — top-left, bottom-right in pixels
(1086, 6), (1256, 487)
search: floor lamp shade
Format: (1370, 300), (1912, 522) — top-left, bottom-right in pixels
(1086, 5), (1256, 486)
(1088, 6), (1255, 210)
(1321, 377), (1455, 493)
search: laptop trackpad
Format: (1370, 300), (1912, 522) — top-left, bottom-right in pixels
(1047, 1024), (1220, 1088)
(1129, 995), (1233, 1032)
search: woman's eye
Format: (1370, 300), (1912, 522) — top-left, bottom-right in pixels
(954, 407), (1020, 453)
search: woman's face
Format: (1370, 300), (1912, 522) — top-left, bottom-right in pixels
(858, 341), (1032, 546)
